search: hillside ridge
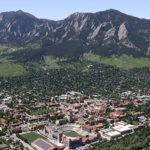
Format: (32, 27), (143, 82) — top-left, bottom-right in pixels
(0, 9), (150, 58)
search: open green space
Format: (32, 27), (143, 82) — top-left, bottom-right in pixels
(0, 56), (27, 77)
(0, 147), (8, 150)
(0, 46), (150, 77)
(62, 61), (90, 72)
(83, 52), (150, 70)
(44, 56), (61, 69)
(44, 56), (89, 71)
(0, 43), (40, 55)
(64, 131), (82, 137)
(29, 109), (55, 116)
(0, 45), (8, 51)
(20, 132), (45, 144)
(0, 60), (26, 77)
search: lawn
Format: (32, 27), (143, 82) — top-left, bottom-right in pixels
(64, 131), (82, 137)
(20, 132), (45, 144)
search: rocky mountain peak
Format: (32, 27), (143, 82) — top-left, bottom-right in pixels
(16, 9), (24, 14)
(0, 9), (150, 57)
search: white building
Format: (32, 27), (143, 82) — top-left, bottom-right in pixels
(99, 128), (121, 140)
(100, 122), (135, 140)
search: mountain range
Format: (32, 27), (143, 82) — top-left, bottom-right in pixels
(0, 9), (150, 77)
(0, 9), (150, 58)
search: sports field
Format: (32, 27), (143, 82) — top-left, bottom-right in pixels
(20, 132), (45, 144)
(64, 131), (82, 137)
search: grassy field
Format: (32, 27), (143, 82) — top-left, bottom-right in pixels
(1, 43), (150, 77)
(83, 52), (150, 70)
(0, 45), (8, 51)
(20, 132), (45, 144)
(0, 43), (40, 55)
(44, 56), (61, 69)
(44, 52), (150, 71)
(0, 44), (42, 77)
(64, 131), (82, 137)
(63, 61), (90, 72)
(0, 58), (26, 77)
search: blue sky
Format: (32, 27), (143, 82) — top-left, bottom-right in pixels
(0, 0), (150, 20)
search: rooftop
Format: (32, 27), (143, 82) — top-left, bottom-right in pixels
(112, 124), (133, 132)
(105, 130), (121, 137)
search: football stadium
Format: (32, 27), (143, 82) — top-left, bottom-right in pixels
(59, 125), (93, 137)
